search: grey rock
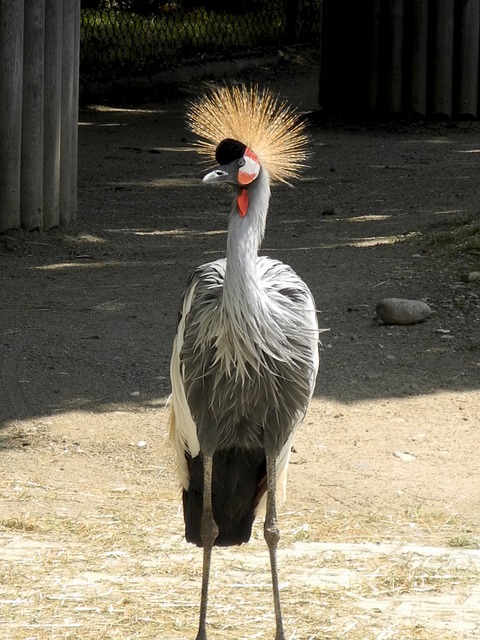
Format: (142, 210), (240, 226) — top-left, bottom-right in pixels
(376, 298), (432, 325)
(461, 271), (480, 283)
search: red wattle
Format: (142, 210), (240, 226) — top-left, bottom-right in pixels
(237, 189), (249, 217)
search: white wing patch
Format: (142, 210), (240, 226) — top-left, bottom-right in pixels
(170, 281), (201, 489)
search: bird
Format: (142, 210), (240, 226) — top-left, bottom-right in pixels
(169, 84), (319, 640)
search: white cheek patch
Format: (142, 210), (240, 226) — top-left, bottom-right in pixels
(238, 147), (260, 185)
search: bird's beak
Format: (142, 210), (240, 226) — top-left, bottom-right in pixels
(203, 166), (231, 184)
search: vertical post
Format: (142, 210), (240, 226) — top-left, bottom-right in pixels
(43, 0), (63, 229)
(455, 0), (479, 118)
(343, 3), (368, 112)
(21, 0), (45, 230)
(384, 0), (404, 114)
(318, 0), (333, 111)
(432, 0), (455, 118)
(0, 2), (24, 232)
(409, 0), (429, 118)
(60, 0), (80, 226)
(319, 0), (359, 113)
(368, 0), (382, 113)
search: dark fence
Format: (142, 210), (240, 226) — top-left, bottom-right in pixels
(320, 0), (480, 119)
(80, 1), (322, 81)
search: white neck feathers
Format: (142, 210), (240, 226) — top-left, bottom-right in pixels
(212, 169), (276, 379)
(223, 168), (270, 301)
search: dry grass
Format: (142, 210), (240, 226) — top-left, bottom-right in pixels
(425, 215), (480, 256)
(448, 535), (480, 550)
(364, 554), (475, 597)
(280, 503), (479, 550)
(1, 479), (478, 640)
(1, 411), (478, 639)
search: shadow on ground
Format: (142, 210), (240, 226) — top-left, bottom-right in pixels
(1, 89), (480, 432)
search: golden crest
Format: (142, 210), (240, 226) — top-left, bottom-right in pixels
(187, 84), (309, 185)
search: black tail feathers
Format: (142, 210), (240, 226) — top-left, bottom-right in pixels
(183, 448), (267, 547)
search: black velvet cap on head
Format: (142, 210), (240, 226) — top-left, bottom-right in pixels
(215, 138), (247, 165)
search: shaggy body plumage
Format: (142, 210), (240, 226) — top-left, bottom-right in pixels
(169, 85), (319, 640)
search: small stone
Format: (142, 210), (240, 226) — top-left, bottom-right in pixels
(411, 433), (427, 441)
(130, 390), (140, 397)
(461, 271), (480, 283)
(376, 298), (432, 325)
(393, 451), (416, 461)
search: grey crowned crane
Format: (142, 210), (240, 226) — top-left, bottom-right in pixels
(169, 85), (319, 640)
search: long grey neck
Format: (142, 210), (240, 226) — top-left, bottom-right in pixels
(223, 168), (271, 305)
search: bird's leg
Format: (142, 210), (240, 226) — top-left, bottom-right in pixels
(195, 454), (218, 640)
(264, 455), (286, 640)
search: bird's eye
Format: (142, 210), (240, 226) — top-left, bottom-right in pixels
(238, 158), (245, 167)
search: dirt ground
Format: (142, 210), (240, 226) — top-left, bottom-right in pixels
(1, 60), (480, 639)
